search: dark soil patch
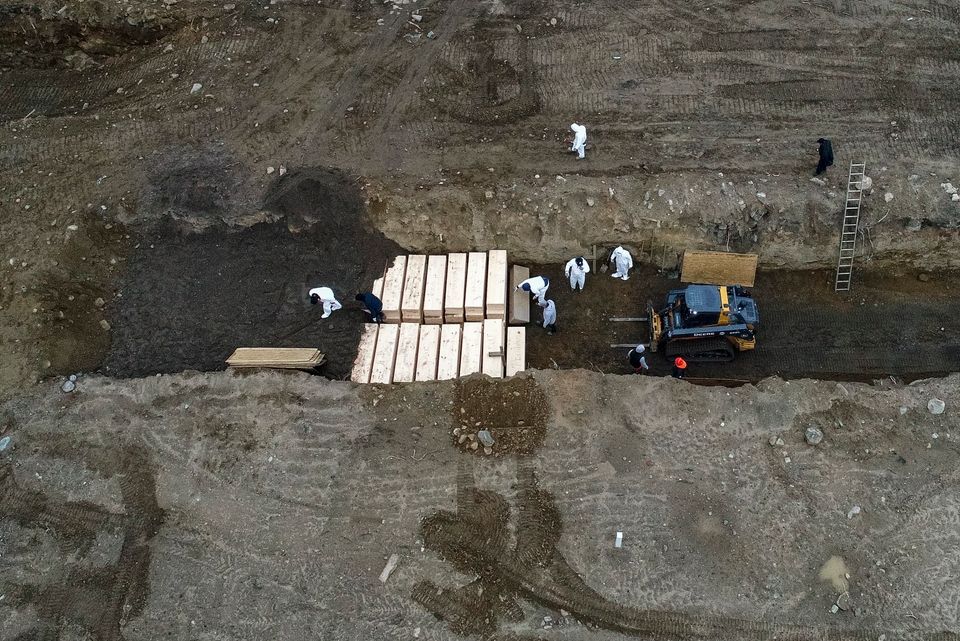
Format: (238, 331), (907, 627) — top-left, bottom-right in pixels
(525, 262), (960, 383)
(101, 168), (402, 379)
(452, 375), (548, 457)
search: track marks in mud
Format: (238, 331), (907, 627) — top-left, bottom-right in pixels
(412, 462), (952, 640)
(0, 438), (164, 641)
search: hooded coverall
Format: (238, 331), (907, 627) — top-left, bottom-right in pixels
(570, 123), (587, 159)
(610, 246), (634, 280)
(309, 286), (342, 318)
(517, 276), (550, 304)
(564, 256), (590, 290)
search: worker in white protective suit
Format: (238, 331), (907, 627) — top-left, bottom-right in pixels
(569, 123), (587, 160)
(308, 286), (342, 318)
(564, 256), (590, 291)
(516, 275), (550, 304)
(609, 246), (634, 281)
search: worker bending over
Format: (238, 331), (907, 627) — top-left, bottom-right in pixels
(355, 292), (384, 323)
(569, 123), (587, 160)
(517, 275), (550, 304)
(308, 286), (342, 319)
(610, 246), (634, 281)
(564, 256), (590, 291)
(628, 344), (649, 374)
(539, 299), (557, 335)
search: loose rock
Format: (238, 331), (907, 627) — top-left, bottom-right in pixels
(836, 591), (850, 611)
(586, 197), (595, 207)
(190, 83), (203, 94)
(918, 273), (931, 282)
(94, 297), (106, 308)
(768, 435), (784, 447)
(927, 398), (945, 415)
(99, 319), (111, 331)
(805, 427), (824, 445)
(884, 192), (893, 203)
(61, 380), (76, 393)
(477, 429), (494, 447)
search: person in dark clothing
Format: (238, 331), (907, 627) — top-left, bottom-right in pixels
(815, 138), (834, 175)
(355, 292), (384, 323)
(628, 344), (649, 374)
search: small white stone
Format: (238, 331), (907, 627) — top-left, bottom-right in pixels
(884, 192), (893, 202)
(266, 166), (275, 175)
(190, 83), (203, 94)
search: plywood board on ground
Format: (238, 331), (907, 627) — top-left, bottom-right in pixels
(444, 253), (467, 323)
(680, 250), (758, 287)
(459, 322), (483, 376)
(509, 265), (530, 324)
(437, 324), (462, 381)
(485, 250), (508, 319)
(506, 327), (526, 377)
(482, 318), (505, 378)
(465, 252), (487, 321)
(350, 324), (379, 384)
(423, 255), (447, 323)
(227, 348), (325, 369)
(370, 324), (399, 384)
(401, 255), (427, 323)
(381, 256), (407, 323)
(415, 324), (441, 382)
(393, 323), (420, 382)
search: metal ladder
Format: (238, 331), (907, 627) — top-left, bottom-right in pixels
(835, 161), (866, 291)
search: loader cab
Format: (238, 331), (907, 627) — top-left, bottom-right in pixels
(667, 284), (760, 330)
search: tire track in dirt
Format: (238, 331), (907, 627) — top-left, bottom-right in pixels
(412, 461), (923, 640)
(0, 437), (163, 641)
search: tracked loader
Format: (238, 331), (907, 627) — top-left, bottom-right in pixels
(647, 283), (758, 362)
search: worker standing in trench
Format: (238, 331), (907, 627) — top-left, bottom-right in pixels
(539, 298), (558, 335)
(610, 246), (634, 281)
(564, 256), (590, 291)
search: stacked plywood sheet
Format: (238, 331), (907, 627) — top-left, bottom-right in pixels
(350, 324), (379, 383)
(393, 323), (421, 382)
(423, 255), (447, 324)
(459, 322), (483, 376)
(226, 348), (326, 370)
(444, 253), (467, 323)
(415, 325), (441, 381)
(464, 252), (487, 322)
(401, 255), (427, 323)
(482, 318), (505, 378)
(509, 264), (530, 325)
(381, 256), (407, 323)
(485, 250), (508, 320)
(437, 324), (461, 380)
(370, 324), (399, 383)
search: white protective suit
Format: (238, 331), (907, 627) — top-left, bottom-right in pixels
(517, 276), (550, 304)
(540, 299), (557, 329)
(308, 286), (342, 318)
(570, 123), (587, 159)
(564, 256), (591, 290)
(610, 246), (634, 281)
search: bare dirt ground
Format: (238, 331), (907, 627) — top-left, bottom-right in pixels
(2, 1), (960, 639)
(2, 371), (959, 640)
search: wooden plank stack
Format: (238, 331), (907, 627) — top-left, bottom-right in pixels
(227, 348), (326, 370)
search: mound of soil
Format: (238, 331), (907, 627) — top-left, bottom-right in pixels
(101, 168), (401, 379)
(451, 375), (548, 456)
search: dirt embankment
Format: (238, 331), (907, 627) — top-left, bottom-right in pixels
(1, 370), (959, 640)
